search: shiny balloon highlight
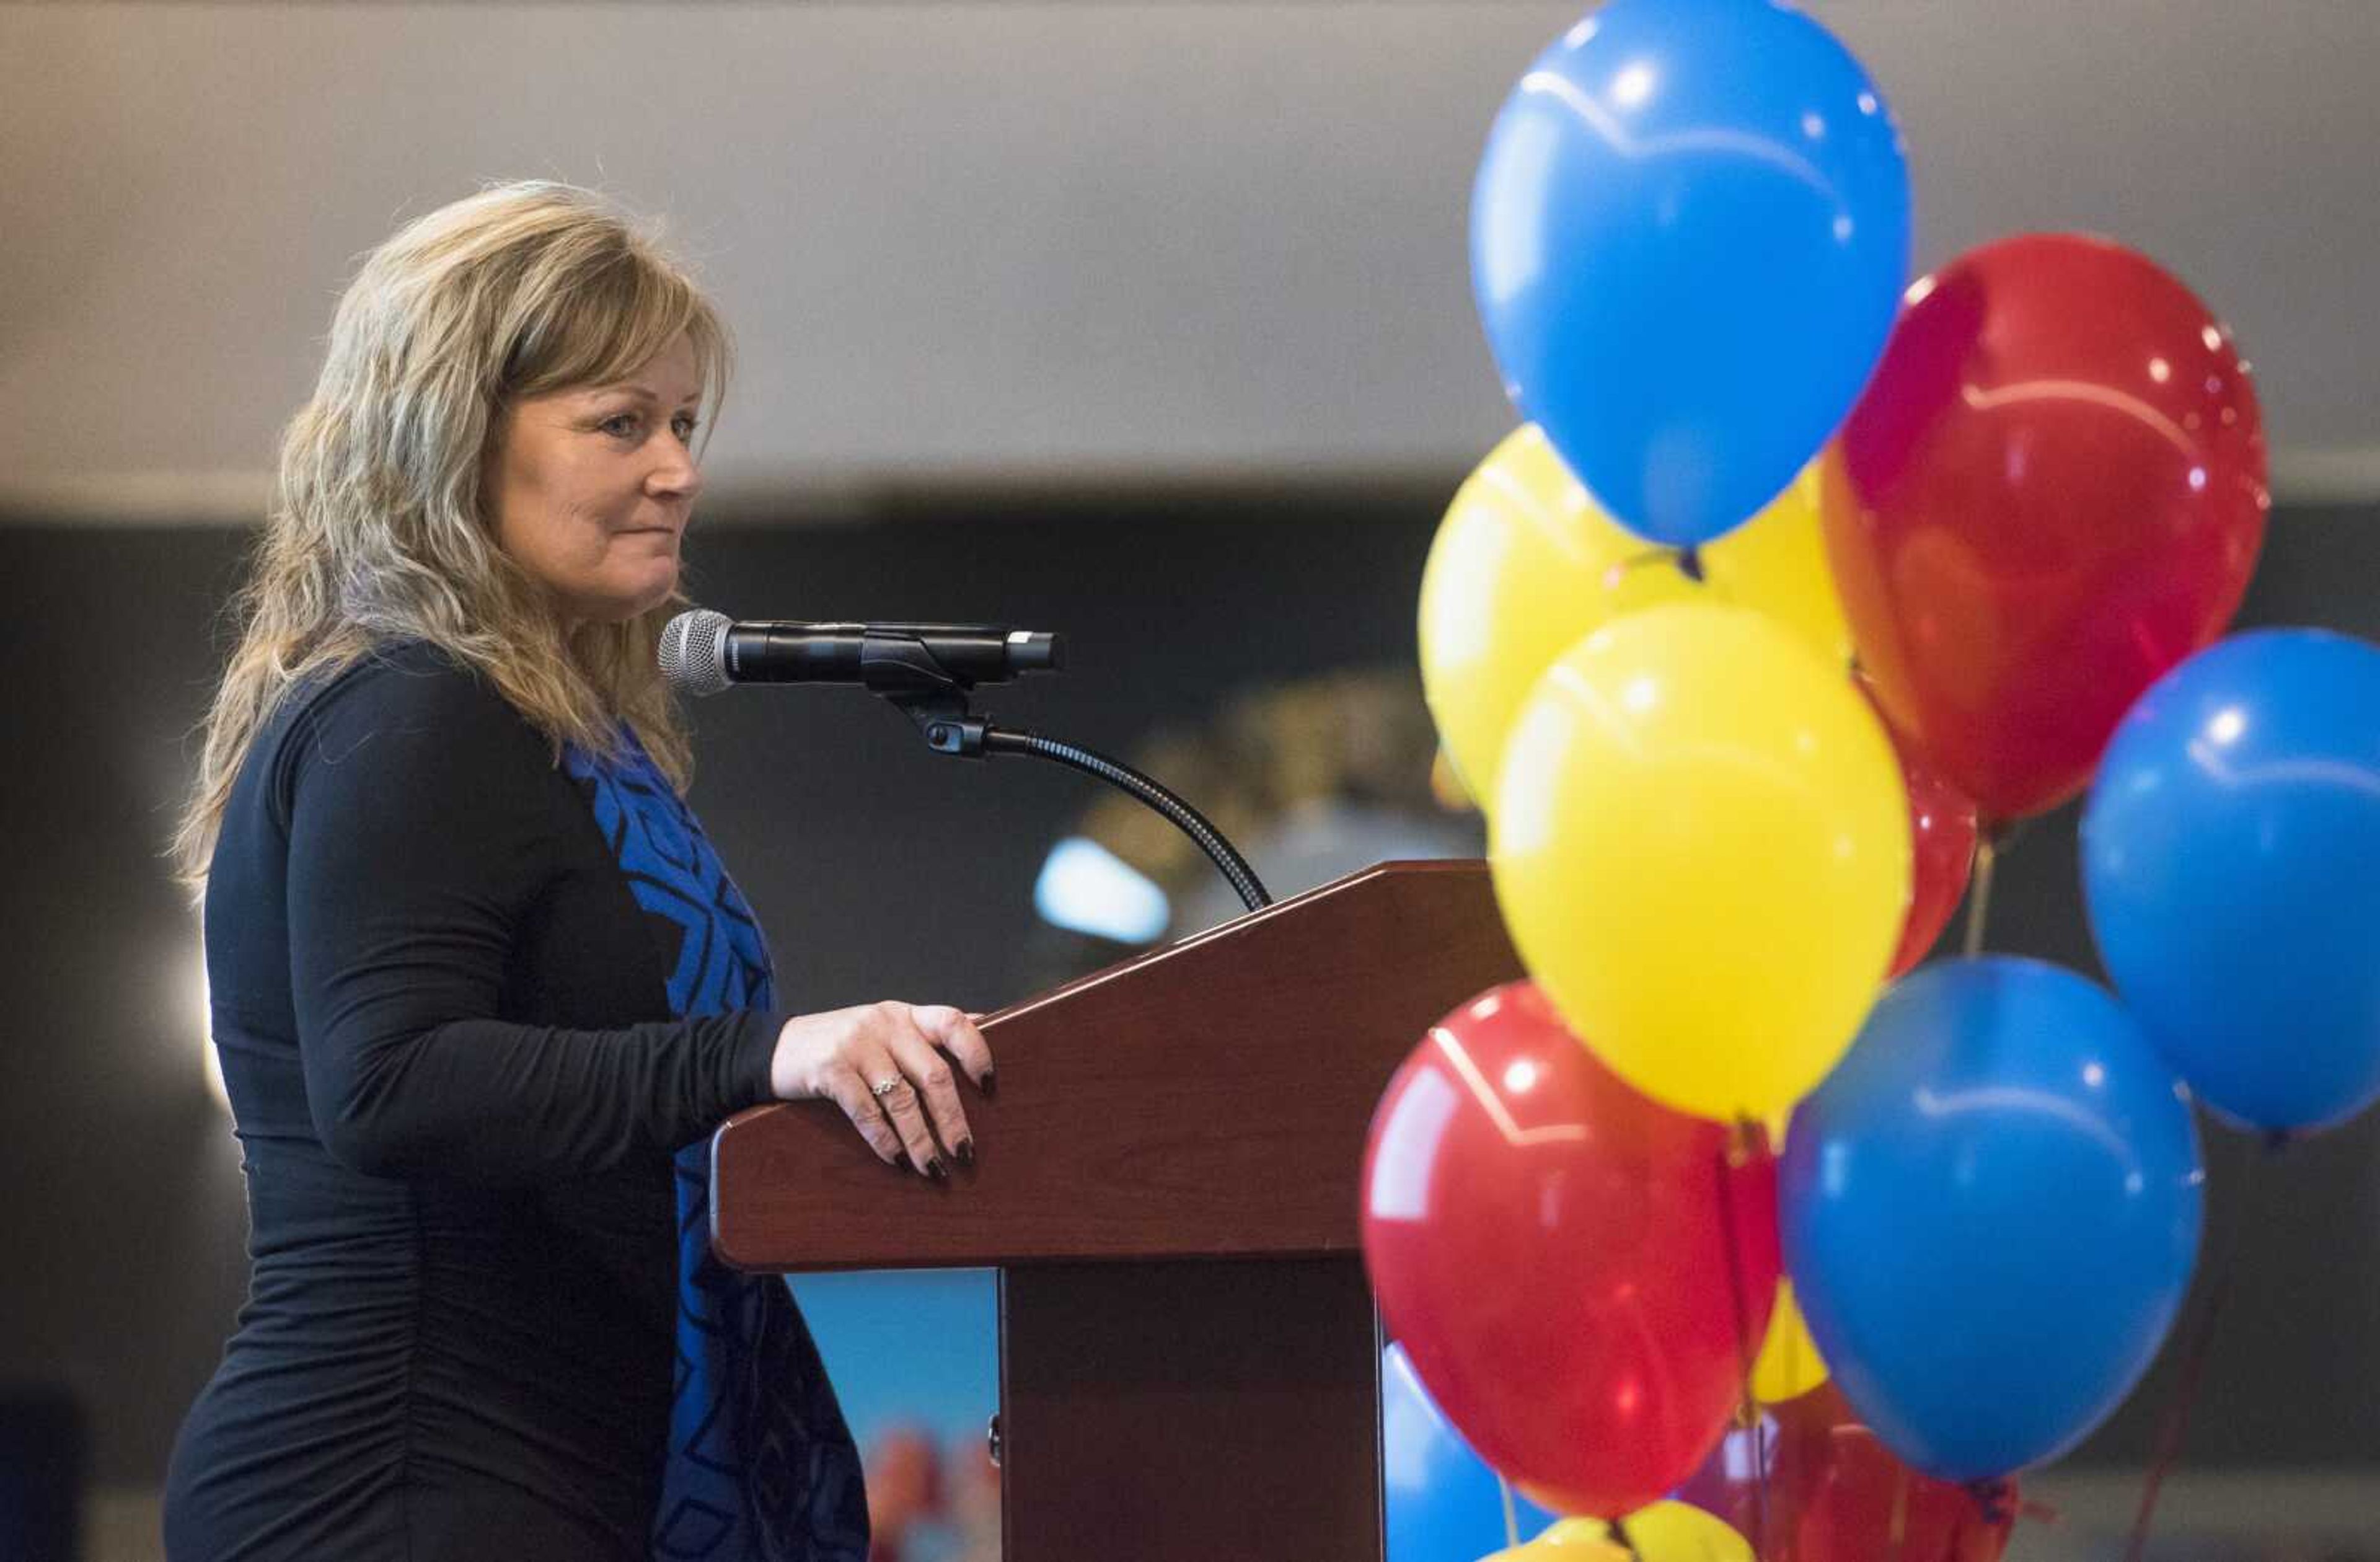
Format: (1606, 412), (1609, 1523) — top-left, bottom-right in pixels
(1492, 602), (1910, 1122)
(2085, 629), (2380, 1132)
(1421, 428), (1851, 806)
(1362, 982), (1779, 1516)
(1471, 0), (1910, 547)
(1781, 958), (2204, 1480)
(1822, 233), (2268, 819)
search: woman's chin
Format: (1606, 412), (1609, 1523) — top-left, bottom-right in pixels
(568, 568), (680, 627)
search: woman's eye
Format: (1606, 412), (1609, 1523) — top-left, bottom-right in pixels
(672, 415), (701, 443)
(599, 413), (641, 438)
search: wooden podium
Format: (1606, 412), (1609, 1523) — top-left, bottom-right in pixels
(710, 860), (1525, 1560)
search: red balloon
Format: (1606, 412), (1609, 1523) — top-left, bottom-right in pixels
(1677, 1382), (2017, 1562)
(1864, 675), (1980, 978)
(1360, 982), (1780, 1517)
(1822, 233), (2268, 821)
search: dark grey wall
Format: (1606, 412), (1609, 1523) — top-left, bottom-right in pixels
(1, 494), (2374, 1485)
(1921, 505), (2380, 1470)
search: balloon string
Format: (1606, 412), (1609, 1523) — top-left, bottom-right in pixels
(1498, 1474), (1520, 1550)
(1715, 1123), (1770, 1558)
(2120, 1131), (2286, 1562)
(2015, 1491), (2063, 1528)
(1960, 829), (1999, 957)
(1751, 1398), (1771, 1562)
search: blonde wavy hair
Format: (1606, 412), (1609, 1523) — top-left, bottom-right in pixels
(170, 180), (730, 896)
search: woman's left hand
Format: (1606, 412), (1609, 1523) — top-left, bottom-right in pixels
(767, 1001), (995, 1177)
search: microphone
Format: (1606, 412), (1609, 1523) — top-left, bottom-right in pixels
(660, 608), (1064, 699)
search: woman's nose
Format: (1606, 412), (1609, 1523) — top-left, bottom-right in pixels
(648, 438), (703, 500)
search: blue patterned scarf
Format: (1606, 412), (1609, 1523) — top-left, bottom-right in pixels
(565, 726), (870, 1562)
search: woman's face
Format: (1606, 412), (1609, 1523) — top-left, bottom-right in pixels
(485, 332), (706, 626)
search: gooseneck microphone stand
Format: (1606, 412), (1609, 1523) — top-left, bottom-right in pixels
(873, 643), (1273, 915)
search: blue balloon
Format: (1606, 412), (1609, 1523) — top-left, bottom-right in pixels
(1382, 1342), (1554, 1560)
(1781, 959), (2203, 1480)
(1470, 0), (1910, 547)
(2084, 629), (2380, 1133)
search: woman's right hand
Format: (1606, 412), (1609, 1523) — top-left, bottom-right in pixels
(769, 1002), (995, 1178)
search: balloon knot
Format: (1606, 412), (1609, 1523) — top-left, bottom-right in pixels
(1724, 1117), (1755, 1169)
(1963, 1477), (2016, 1525)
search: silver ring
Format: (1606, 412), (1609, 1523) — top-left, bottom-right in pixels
(869, 1077), (902, 1099)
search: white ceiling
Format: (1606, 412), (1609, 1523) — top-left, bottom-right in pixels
(3, 1), (2376, 524)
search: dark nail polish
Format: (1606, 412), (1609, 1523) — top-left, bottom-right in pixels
(980, 1070), (998, 1097)
(926, 1156), (948, 1181)
(955, 1139), (976, 1166)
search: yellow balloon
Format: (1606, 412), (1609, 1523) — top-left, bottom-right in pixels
(1752, 1279), (1831, 1403)
(1478, 1518), (1630, 1561)
(1490, 601), (1911, 1122)
(1420, 428), (1846, 811)
(1421, 427), (1692, 806)
(1483, 1505), (1753, 1562)
(1699, 462), (1851, 670)
(1432, 745), (1479, 813)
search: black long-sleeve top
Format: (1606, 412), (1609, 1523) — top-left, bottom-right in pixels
(164, 640), (802, 1560)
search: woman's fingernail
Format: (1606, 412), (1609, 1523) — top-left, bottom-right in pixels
(926, 1156), (949, 1181)
(980, 1070), (998, 1097)
(955, 1139), (976, 1166)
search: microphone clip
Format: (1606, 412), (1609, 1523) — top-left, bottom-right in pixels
(890, 689), (992, 759)
(858, 631), (998, 757)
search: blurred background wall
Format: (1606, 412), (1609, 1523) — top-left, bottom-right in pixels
(2, 4), (2374, 1558)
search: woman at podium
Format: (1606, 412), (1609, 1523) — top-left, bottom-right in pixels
(161, 181), (994, 1562)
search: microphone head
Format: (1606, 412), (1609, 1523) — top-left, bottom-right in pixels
(659, 608), (734, 697)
